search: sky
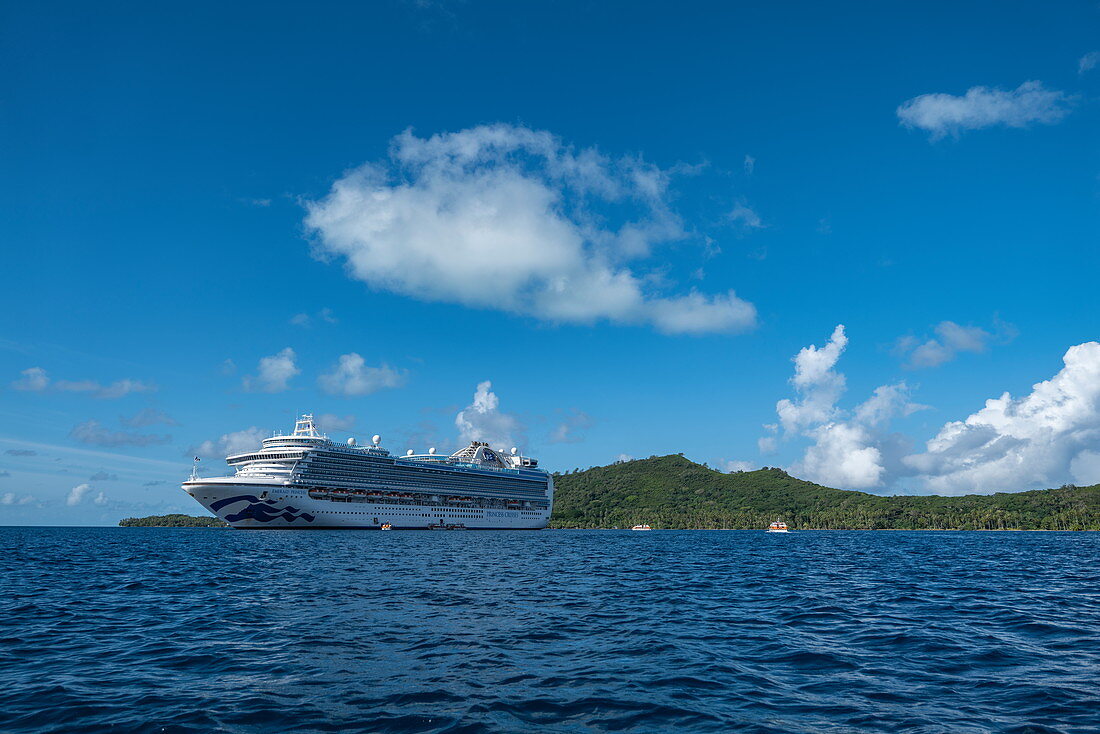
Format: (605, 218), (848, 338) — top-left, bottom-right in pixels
(1, 0), (1098, 524)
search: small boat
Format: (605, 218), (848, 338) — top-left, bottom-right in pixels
(380, 523), (392, 531)
(767, 519), (789, 533)
(631, 524), (652, 531)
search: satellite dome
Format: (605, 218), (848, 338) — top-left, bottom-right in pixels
(406, 449), (414, 456)
(510, 447), (518, 455)
(429, 447), (436, 455)
(347, 437), (357, 446)
(372, 434), (381, 446)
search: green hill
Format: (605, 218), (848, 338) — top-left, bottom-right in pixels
(549, 454), (1100, 530)
(119, 514), (227, 528)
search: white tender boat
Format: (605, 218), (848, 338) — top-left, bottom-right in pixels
(767, 519), (789, 533)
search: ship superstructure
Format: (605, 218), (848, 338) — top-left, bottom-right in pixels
(182, 414), (553, 529)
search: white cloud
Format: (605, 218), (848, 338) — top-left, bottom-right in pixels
(303, 124), (755, 335)
(776, 324), (848, 432)
(66, 483), (91, 506)
(903, 341), (1100, 494)
(315, 413), (356, 432)
(1079, 51), (1099, 75)
(897, 81), (1075, 138)
(94, 379), (154, 399)
(722, 459), (756, 473)
(12, 367), (49, 391)
(243, 348), (299, 393)
(191, 427), (268, 459)
(895, 320), (1015, 369)
(11, 368), (153, 398)
(0, 492), (31, 506)
(70, 420), (171, 447)
(94, 491), (108, 506)
(289, 308), (337, 327)
(318, 353), (407, 397)
(549, 410), (593, 444)
(120, 408), (177, 427)
(770, 330), (1100, 494)
(615, 453), (633, 463)
(743, 155), (755, 174)
(729, 202), (764, 230)
(797, 422), (886, 489)
(770, 326), (923, 490)
(455, 380), (523, 449)
(1071, 451), (1100, 486)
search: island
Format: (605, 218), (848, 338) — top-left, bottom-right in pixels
(549, 454), (1100, 530)
(119, 514), (228, 528)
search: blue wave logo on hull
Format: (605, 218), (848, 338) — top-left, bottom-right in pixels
(209, 495), (316, 524)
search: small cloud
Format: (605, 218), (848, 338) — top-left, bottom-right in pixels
(722, 459), (756, 473)
(88, 470), (119, 481)
(14, 368), (154, 399)
(94, 491), (108, 506)
(243, 348), (299, 393)
(743, 154), (755, 174)
(1, 492), (34, 505)
(318, 353), (407, 397)
(548, 409), (594, 444)
(66, 483), (91, 506)
(5, 449), (36, 456)
(315, 413), (357, 432)
(220, 359), (237, 376)
(729, 202), (765, 230)
(1079, 51), (1099, 75)
(70, 420), (171, 447)
(895, 319), (1016, 369)
(11, 366), (49, 391)
(0, 470), (10, 477)
(120, 408), (177, 427)
(190, 427), (268, 459)
(455, 380), (524, 450)
(897, 81), (1075, 139)
(142, 480), (166, 487)
(289, 308), (338, 328)
(93, 379), (155, 400)
(615, 453), (633, 463)
(817, 218), (832, 235)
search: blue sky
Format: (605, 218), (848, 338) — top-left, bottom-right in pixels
(2, 0), (1098, 524)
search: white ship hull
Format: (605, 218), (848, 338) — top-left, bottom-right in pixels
(183, 476), (552, 530)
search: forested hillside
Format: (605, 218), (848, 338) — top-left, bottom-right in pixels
(549, 455), (1100, 530)
(119, 514), (227, 527)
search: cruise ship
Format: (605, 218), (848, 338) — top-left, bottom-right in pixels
(182, 415), (553, 529)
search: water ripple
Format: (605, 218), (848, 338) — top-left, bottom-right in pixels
(1, 528), (1099, 732)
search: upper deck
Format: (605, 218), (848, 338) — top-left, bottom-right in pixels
(220, 414), (547, 485)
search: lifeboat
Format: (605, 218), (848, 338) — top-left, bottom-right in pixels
(380, 523), (393, 531)
(767, 520), (789, 533)
(631, 524), (652, 531)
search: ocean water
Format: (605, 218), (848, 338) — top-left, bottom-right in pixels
(2, 529), (1099, 733)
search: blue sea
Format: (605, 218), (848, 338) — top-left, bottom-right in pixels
(3, 528), (1099, 733)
